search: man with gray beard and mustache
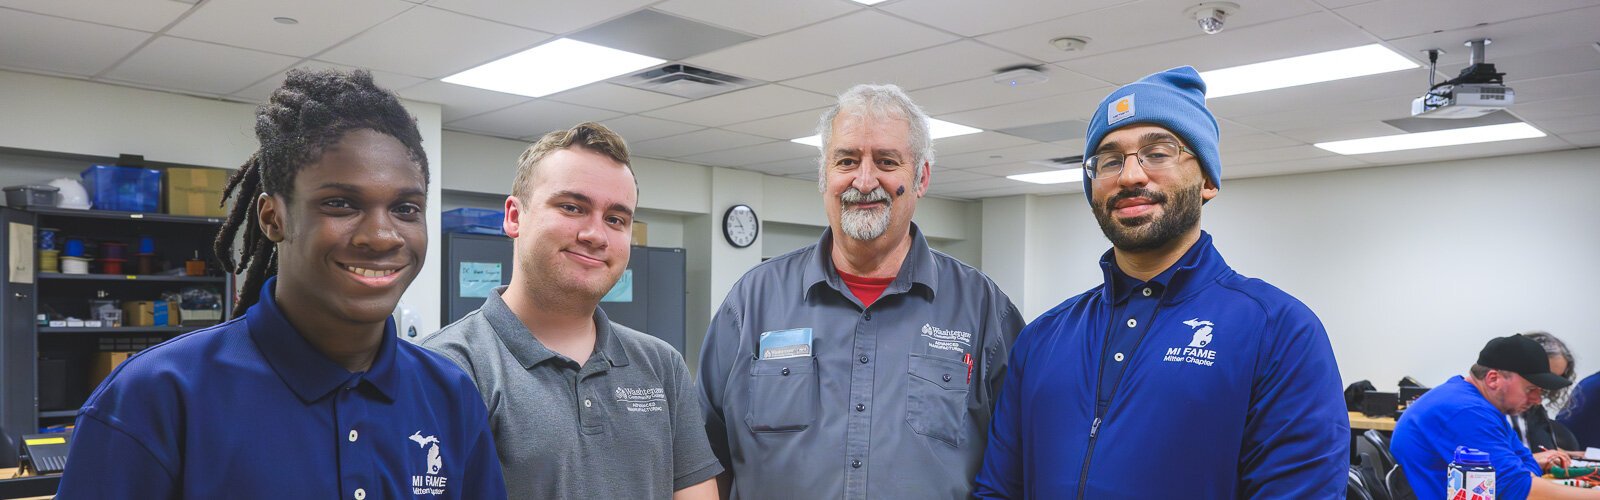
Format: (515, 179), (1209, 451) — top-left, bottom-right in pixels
(699, 84), (1023, 499)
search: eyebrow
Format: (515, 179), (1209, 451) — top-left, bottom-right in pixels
(314, 182), (426, 198)
(552, 190), (633, 217)
(1096, 132), (1184, 154)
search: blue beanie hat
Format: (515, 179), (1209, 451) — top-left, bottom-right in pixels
(1082, 66), (1220, 202)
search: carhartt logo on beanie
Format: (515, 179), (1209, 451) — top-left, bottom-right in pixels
(1082, 66), (1221, 202)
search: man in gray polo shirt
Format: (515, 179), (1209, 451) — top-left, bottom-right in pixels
(699, 84), (1024, 499)
(424, 122), (720, 499)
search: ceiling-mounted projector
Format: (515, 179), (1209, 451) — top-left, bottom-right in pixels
(1412, 39), (1514, 119)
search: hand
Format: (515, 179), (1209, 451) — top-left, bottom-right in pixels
(1534, 448), (1573, 470)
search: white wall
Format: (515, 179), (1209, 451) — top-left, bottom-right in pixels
(1019, 147), (1600, 390)
(0, 69), (446, 334)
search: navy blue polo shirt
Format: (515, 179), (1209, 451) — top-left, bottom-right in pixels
(58, 277), (506, 499)
(1097, 244), (1201, 409)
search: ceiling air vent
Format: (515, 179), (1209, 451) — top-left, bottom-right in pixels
(617, 64), (752, 100)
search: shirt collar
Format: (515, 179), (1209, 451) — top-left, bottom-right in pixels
(481, 286), (631, 370)
(1098, 231), (1226, 305)
(246, 276), (399, 404)
(803, 222), (939, 301)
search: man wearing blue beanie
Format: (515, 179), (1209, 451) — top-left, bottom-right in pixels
(975, 67), (1349, 498)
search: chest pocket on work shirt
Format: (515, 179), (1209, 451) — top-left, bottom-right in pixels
(906, 353), (969, 447)
(745, 356), (819, 433)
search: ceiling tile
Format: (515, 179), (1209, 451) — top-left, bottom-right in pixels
(426, 0), (656, 34)
(1224, 155), (1367, 179)
(932, 132), (1036, 156)
(396, 80), (533, 122)
(940, 142), (1077, 169)
(447, 99), (623, 139)
(882, 0), (1128, 37)
(1333, 0), (1598, 40)
(977, 0), (1322, 63)
(685, 10), (958, 82)
(912, 69), (1107, 115)
(1529, 115), (1600, 136)
(1558, 130), (1600, 148)
(1223, 145), (1337, 166)
(926, 169), (997, 186)
(319, 6), (549, 79)
(1228, 95), (1410, 131)
(0, 0), (192, 32)
(104, 36), (298, 95)
(596, 115), (706, 143)
(1064, 12), (1379, 85)
(677, 140), (816, 168)
(630, 128), (771, 158)
(0, 9), (149, 77)
(1511, 95), (1600, 122)
(745, 156), (820, 176)
(568, 9), (753, 61)
(961, 161), (1069, 177)
(1343, 136), (1569, 166)
(1219, 133), (1305, 153)
(938, 86), (1113, 129)
(1503, 68), (1600, 107)
(653, 0), (858, 36)
(232, 63), (425, 103)
(721, 108), (829, 140)
(1273, 122), (1408, 144)
(169, 0), (409, 57)
(783, 41), (1038, 95)
(641, 84), (834, 127)
(546, 83), (687, 114)
(1205, 69), (1423, 120)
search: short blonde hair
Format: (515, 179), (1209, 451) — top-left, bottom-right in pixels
(512, 122), (632, 199)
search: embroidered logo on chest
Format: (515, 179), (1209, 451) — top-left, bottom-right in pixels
(1161, 318), (1218, 367)
(614, 386), (667, 413)
(920, 323), (973, 354)
(408, 431), (448, 495)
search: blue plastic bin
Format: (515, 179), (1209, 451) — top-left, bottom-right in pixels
(81, 165), (162, 213)
(443, 208), (505, 235)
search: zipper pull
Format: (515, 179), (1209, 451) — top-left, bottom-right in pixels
(1089, 417), (1102, 438)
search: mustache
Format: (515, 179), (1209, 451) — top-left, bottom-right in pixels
(1103, 187), (1167, 213)
(840, 187), (891, 207)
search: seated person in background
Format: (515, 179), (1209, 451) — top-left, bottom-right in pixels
(1392, 334), (1598, 500)
(1512, 332), (1582, 460)
(1558, 370), (1600, 449)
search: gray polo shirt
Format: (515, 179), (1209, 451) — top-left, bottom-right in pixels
(699, 224), (1023, 499)
(422, 287), (721, 499)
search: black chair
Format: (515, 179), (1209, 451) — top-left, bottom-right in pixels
(1361, 429), (1397, 477)
(1354, 452), (1393, 500)
(1348, 465), (1376, 500)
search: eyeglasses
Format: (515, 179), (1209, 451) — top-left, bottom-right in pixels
(1084, 142), (1191, 179)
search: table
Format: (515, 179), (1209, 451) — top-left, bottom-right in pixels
(0, 468), (55, 499)
(1349, 411), (1396, 431)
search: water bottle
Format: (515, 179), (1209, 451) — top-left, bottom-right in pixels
(1447, 446), (1495, 500)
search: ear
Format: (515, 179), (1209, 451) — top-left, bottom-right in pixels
(915, 161), (932, 198)
(1200, 174), (1219, 202)
(256, 193), (287, 243)
(503, 195), (523, 238)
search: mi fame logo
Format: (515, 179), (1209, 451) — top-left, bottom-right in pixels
(408, 431), (448, 496)
(1162, 318), (1218, 367)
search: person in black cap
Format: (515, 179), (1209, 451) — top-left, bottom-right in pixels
(1391, 334), (1600, 500)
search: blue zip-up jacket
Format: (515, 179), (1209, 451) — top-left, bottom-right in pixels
(975, 232), (1348, 499)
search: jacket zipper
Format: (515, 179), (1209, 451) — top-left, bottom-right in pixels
(1075, 298), (1164, 499)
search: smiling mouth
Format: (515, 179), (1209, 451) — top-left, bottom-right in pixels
(340, 264), (402, 278)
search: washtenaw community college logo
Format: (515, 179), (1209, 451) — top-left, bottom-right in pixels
(920, 323), (972, 354)
(1162, 318), (1218, 367)
(615, 386), (668, 413)
(408, 431), (447, 495)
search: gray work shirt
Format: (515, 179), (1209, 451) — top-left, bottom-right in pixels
(699, 224), (1023, 499)
(422, 287), (722, 499)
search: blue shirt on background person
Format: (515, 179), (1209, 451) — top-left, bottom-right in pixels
(56, 277), (507, 499)
(1392, 376), (1542, 500)
(1558, 371), (1600, 448)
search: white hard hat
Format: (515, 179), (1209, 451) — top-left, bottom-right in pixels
(48, 178), (91, 209)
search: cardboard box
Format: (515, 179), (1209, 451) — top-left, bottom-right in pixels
(90, 351), (135, 390)
(632, 220), (648, 246)
(166, 167), (231, 217)
(122, 300), (177, 327)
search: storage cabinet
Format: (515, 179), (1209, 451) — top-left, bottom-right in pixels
(0, 206), (233, 447)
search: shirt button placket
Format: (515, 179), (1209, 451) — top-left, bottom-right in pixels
(354, 488), (366, 500)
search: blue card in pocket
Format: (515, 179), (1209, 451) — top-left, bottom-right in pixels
(759, 328), (813, 360)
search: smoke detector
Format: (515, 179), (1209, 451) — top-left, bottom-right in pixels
(1186, 2), (1239, 35)
(1050, 36), (1090, 52)
(993, 65), (1049, 87)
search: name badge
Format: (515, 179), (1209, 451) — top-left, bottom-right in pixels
(759, 328), (813, 360)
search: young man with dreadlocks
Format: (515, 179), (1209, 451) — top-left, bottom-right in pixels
(57, 69), (506, 499)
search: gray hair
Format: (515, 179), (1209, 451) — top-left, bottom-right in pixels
(1522, 331), (1577, 412)
(814, 84), (934, 192)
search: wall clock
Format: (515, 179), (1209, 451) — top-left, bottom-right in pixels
(723, 204), (758, 248)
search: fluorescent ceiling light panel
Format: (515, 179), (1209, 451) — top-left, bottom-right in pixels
(790, 118), (982, 146)
(851, 0), (889, 4)
(443, 38), (664, 98)
(1314, 122), (1545, 155)
(1008, 168), (1084, 185)
(1201, 44), (1417, 98)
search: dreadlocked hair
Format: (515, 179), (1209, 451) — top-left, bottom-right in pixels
(214, 68), (428, 316)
